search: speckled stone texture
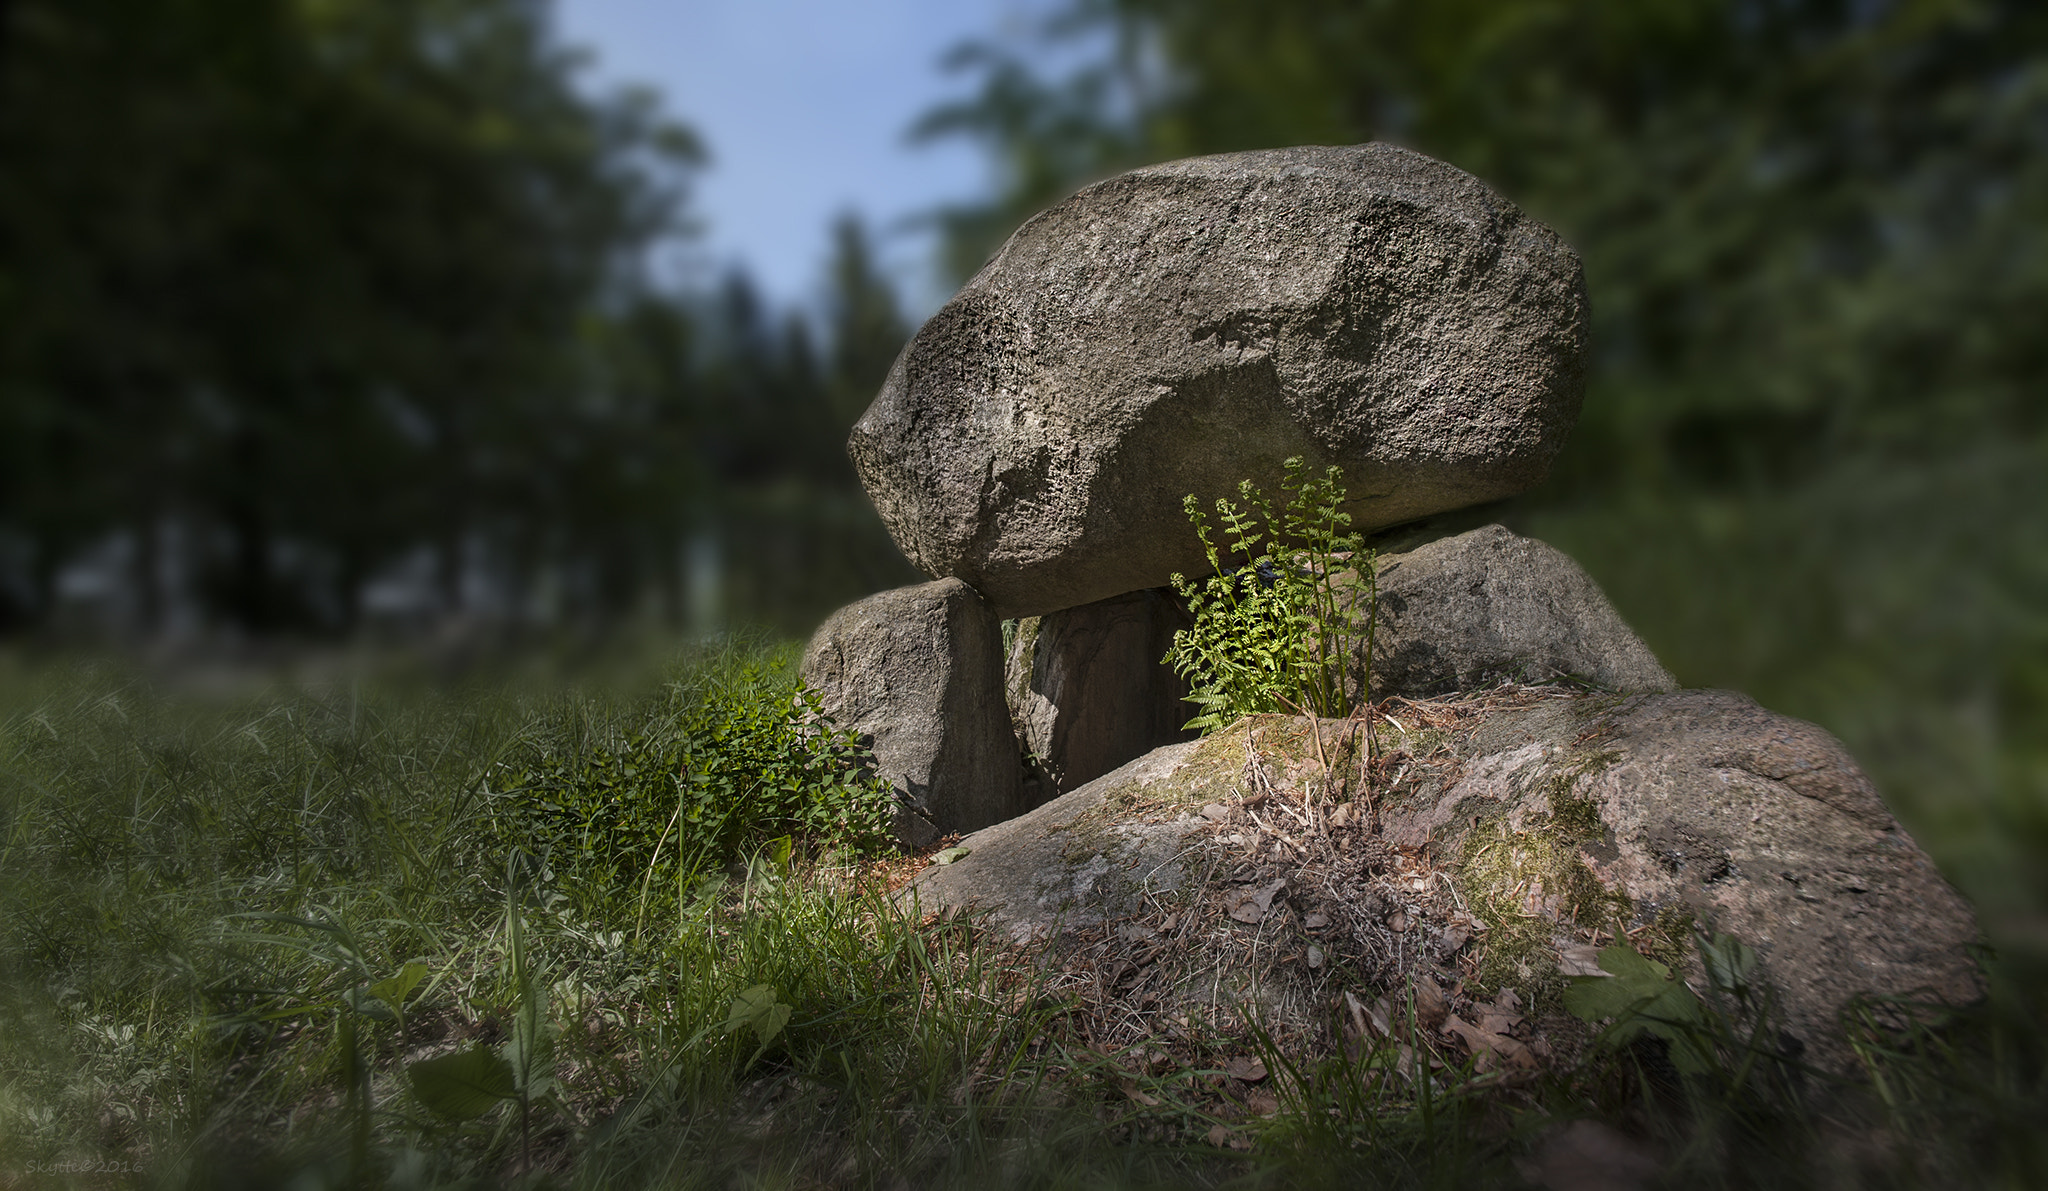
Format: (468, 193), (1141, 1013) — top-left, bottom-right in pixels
(1367, 689), (1981, 1069)
(915, 691), (1980, 1071)
(799, 578), (1022, 844)
(1363, 524), (1678, 698)
(851, 143), (1589, 618)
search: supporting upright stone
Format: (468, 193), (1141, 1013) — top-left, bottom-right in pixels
(1363, 525), (1677, 698)
(801, 578), (1022, 847)
(1006, 587), (1198, 796)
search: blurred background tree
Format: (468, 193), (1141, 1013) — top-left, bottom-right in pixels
(919, 0), (2048, 936)
(0, 0), (915, 643)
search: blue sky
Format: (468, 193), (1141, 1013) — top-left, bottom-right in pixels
(554, 0), (1053, 317)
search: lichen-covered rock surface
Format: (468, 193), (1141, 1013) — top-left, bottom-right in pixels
(852, 143), (1590, 618)
(908, 685), (1979, 1073)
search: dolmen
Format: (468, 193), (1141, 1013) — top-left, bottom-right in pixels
(805, 141), (1635, 839)
(799, 143), (1979, 1063)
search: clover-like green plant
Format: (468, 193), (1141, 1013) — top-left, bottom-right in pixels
(1562, 931), (1775, 1080)
(1164, 457), (1378, 734)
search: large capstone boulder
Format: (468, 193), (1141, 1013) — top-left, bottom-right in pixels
(1362, 524), (1677, 698)
(800, 579), (1022, 846)
(852, 142), (1590, 618)
(1006, 587), (1198, 796)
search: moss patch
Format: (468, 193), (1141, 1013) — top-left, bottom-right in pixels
(1058, 727), (1257, 848)
(1640, 904), (1697, 971)
(1373, 714), (1452, 760)
(1545, 773), (1604, 843)
(1460, 822), (1620, 1000)
(1450, 741), (1643, 1003)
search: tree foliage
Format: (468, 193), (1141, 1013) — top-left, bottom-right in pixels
(0, 0), (916, 637)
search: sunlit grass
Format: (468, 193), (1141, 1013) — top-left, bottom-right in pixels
(2, 641), (2046, 1188)
(0, 646), (1170, 1186)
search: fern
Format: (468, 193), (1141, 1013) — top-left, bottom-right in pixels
(1163, 457), (1377, 734)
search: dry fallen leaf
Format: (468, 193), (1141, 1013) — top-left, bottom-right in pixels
(1343, 989), (1369, 1038)
(1227, 879), (1287, 924)
(1443, 1013), (1539, 1072)
(1116, 1077), (1161, 1108)
(1225, 1055), (1268, 1083)
(1413, 973), (1449, 1030)
(1558, 942), (1609, 978)
(1343, 989), (1394, 1039)
(1307, 945), (1324, 970)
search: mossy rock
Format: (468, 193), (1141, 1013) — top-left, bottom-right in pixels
(908, 686), (1982, 1073)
